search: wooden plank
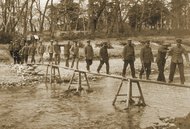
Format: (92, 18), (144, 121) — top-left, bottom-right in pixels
(32, 63), (190, 89)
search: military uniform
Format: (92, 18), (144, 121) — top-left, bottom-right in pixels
(63, 42), (71, 67)
(29, 44), (37, 64)
(122, 41), (136, 78)
(48, 43), (54, 63)
(139, 42), (154, 79)
(70, 42), (79, 69)
(168, 39), (189, 84)
(38, 43), (46, 64)
(54, 43), (61, 65)
(97, 43), (109, 74)
(84, 41), (94, 71)
(13, 41), (21, 64)
(156, 44), (168, 82)
(20, 44), (30, 64)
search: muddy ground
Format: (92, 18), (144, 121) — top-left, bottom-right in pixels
(0, 38), (190, 129)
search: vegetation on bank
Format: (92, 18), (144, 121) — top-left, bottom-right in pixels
(1, 0), (190, 44)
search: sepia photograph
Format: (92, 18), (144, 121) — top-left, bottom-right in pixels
(0, 0), (190, 129)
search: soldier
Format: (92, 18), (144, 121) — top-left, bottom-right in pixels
(84, 40), (94, 72)
(20, 43), (29, 64)
(97, 42), (109, 74)
(8, 41), (14, 57)
(54, 40), (61, 65)
(48, 40), (54, 64)
(37, 41), (46, 64)
(139, 40), (154, 80)
(13, 40), (21, 64)
(168, 39), (190, 84)
(63, 41), (71, 67)
(70, 40), (79, 69)
(122, 39), (137, 78)
(29, 42), (37, 64)
(156, 43), (169, 82)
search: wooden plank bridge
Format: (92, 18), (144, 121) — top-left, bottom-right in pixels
(29, 63), (190, 109)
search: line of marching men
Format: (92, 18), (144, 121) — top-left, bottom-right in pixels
(8, 38), (190, 84)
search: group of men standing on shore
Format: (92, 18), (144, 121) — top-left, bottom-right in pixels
(8, 39), (45, 64)
(8, 38), (190, 84)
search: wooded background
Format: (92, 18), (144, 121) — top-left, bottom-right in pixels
(0, 0), (190, 41)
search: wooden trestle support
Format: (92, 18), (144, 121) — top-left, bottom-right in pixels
(112, 79), (146, 108)
(45, 65), (61, 83)
(67, 70), (91, 93)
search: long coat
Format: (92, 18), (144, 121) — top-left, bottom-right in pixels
(122, 44), (135, 61)
(168, 45), (189, 63)
(84, 45), (94, 60)
(99, 46), (109, 61)
(140, 46), (154, 63)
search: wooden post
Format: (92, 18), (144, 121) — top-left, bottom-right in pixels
(84, 72), (91, 89)
(112, 79), (124, 105)
(77, 72), (82, 92)
(45, 65), (49, 83)
(68, 71), (76, 90)
(50, 65), (53, 84)
(126, 79), (131, 108)
(136, 81), (146, 106)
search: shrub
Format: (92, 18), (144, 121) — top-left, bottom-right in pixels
(0, 32), (13, 44)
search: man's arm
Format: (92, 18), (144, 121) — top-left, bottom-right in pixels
(182, 47), (189, 62)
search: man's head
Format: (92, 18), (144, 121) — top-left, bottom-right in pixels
(102, 42), (107, 47)
(87, 40), (90, 45)
(128, 39), (132, 46)
(73, 40), (78, 46)
(176, 39), (182, 47)
(50, 39), (54, 45)
(162, 42), (170, 49)
(55, 40), (58, 45)
(145, 40), (150, 47)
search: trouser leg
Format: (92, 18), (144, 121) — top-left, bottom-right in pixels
(129, 60), (136, 78)
(122, 60), (128, 76)
(97, 60), (104, 72)
(146, 63), (151, 79)
(178, 63), (185, 84)
(139, 64), (145, 78)
(65, 54), (69, 67)
(76, 58), (79, 69)
(71, 56), (76, 68)
(105, 60), (109, 74)
(169, 62), (176, 82)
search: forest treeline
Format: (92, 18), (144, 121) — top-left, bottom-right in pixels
(0, 0), (190, 42)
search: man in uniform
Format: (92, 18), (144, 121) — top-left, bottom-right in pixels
(139, 40), (154, 80)
(63, 41), (71, 67)
(13, 40), (21, 64)
(122, 39), (136, 78)
(97, 42), (109, 74)
(84, 40), (94, 72)
(54, 40), (61, 65)
(38, 41), (46, 64)
(29, 42), (37, 64)
(48, 40), (54, 64)
(156, 43), (169, 82)
(20, 43), (30, 64)
(168, 39), (190, 84)
(70, 40), (80, 69)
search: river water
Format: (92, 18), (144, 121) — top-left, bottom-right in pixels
(0, 59), (190, 129)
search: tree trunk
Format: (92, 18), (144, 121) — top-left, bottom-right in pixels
(40, 0), (50, 33)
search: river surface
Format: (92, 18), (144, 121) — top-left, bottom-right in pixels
(0, 59), (190, 129)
